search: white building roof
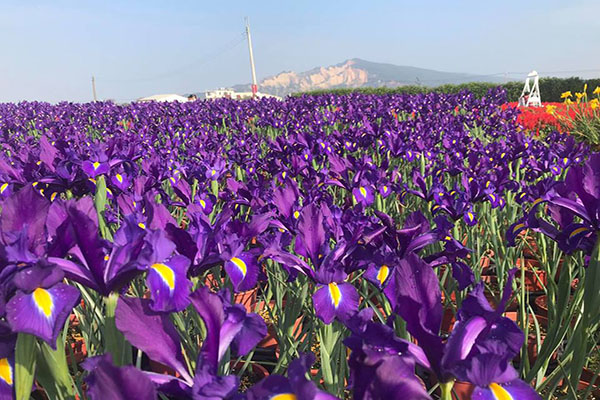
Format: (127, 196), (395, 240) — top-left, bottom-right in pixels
(137, 94), (189, 102)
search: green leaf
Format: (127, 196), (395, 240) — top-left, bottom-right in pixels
(15, 334), (37, 400)
(36, 336), (76, 399)
(94, 175), (112, 241)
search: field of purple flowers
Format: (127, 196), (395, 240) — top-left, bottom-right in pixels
(0, 88), (599, 399)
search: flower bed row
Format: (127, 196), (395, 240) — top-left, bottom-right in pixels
(0, 88), (598, 399)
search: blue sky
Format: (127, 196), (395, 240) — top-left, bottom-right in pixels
(1, 0), (599, 103)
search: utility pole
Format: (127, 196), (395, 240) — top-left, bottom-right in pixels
(91, 76), (97, 101)
(245, 17), (258, 97)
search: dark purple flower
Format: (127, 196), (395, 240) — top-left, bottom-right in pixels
(82, 354), (157, 400)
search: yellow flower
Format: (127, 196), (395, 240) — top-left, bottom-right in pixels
(583, 84), (588, 93)
(575, 92), (585, 103)
(565, 98), (573, 105)
(594, 86), (600, 95)
(561, 91), (572, 99)
(591, 99), (599, 110)
(546, 104), (557, 114)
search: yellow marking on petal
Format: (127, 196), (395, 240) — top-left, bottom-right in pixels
(0, 358), (12, 386)
(328, 282), (342, 308)
(50, 192), (58, 201)
(92, 161), (101, 170)
(359, 187), (368, 198)
(467, 212), (474, 221)
(271, 394), (297, 400)
(32, 182), (39, 187)
(383, 185), (388, 193)
(532, 198), (543, 207)
(445, 235), (452, 241)
(282, 171), (287, 179)
(489, 194), (496, 203)
(151, 263), (175, 291)
(570, 227), (589, 239)
(293, 210), (300, 219)
(36, 160), (42, 165)
(513, 223), (525, 233)
(377, 265), (389, 286)
(211, 169), (217, 176)
(563, 157), (569, 164)
(33, 288), (53, 318)
(199, 199), (207, 209)
(230, 257), (247, 277)
(138, 222), (146, 229)
(116, 174), (123, 183)
(0, 183), (8, 194)
(104, 254), (110, 261)
(88, 178), (96, 185)
(169, 177), (176, 185)
(489, 383), (513, 400)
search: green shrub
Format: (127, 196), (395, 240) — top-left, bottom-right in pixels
(292, 77), (600, 103)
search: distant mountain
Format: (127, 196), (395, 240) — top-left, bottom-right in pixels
(231, 58), (504, 97)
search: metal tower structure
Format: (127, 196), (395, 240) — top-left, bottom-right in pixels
(519, 71), (542, 107)
(245, 18), (258, 97)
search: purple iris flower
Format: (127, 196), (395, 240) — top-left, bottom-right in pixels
(115, 287), (266, 397)
(82, 354), (157, 400)
(383, 253), (535, 394)
(82, 160), (109, 178)
(0, 187), (81, 348)
(47, 198), (142, 296)
(247, 353), (337, 400)
(352, 183), (375, 206)
(344, 309), (433, 400)
(110, 172), (131, 191)
(137, 230), (192, 313)
(6, 262), (80, 348)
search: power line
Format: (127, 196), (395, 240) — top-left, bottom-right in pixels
(95, 32), (247, 84)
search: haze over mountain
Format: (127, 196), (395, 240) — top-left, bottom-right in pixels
(231, 58), (505, 97)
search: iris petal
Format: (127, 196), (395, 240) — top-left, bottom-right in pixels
(6, 283), (80, 349)
(146, 256), (191, 313)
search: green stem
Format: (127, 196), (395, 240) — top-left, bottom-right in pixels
(440, 380), (454, 400)
(104, 292), (131, 366)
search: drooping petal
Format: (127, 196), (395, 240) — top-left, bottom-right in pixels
(192, 356), (239, 399)
(224, 253), (259, 292)
(312, 282), (358, 324)
(115, 296), (192, 384)
(82, 160), (109, 178)
(146, 255), (191, 313)
(0, 186), (50, 256)
(288, 353), (338, 400)
(82, 354), (157, 400)
(297, 204), (326, 264)
(442, 316), (487, 368)
(6, 283), (80, 349)
(189, 287), (225, 373)
(226, 309), (266, 358)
